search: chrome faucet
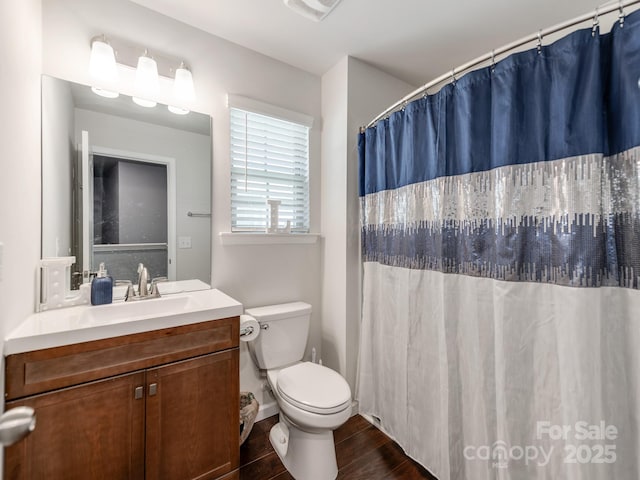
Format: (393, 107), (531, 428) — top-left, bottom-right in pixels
(131, 264), (165, 300)
(137, 263), (149, 297)
(115, 266), (165, 302)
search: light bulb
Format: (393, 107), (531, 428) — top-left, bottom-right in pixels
(132, 97), (157, 108)
(91, 87), (119, 99)
(168, 105), (190, 115)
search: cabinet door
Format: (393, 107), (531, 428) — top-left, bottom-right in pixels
(4, 371), (145, 480)
(145, 349), (239, 480)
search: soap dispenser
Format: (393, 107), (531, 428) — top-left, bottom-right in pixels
(91, 263), (113, 305)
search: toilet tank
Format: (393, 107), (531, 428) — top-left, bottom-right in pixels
(245, 302), (311, 370)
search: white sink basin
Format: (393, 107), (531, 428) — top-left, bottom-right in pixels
(79, 294), (196, 325)
(5, 287), (243, 355)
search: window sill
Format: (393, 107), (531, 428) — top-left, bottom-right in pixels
(219, 232), (320, 246)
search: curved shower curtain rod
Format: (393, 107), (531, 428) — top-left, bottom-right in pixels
(363, 0), (640, 131)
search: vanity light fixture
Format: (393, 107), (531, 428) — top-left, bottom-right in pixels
(89, 36), (119, 98)
(88, 34), (196, 113)
(133, 50), (159, 108)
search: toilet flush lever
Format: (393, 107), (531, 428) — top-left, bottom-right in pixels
(0, 406), (36, 446)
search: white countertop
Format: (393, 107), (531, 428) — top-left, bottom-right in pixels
(5, 286), (243, 355)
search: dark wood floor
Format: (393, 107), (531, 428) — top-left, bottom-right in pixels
(239, 414), (438, 480)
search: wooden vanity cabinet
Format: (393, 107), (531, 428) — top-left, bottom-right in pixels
(5, 371), (146, 479)
(4, 317), (240, 480)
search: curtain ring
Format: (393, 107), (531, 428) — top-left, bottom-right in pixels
(490, 49), (496, 72)
(451, 68), (457, 85)
(537, 30), (543, 54)
(401, 101), (408, 112)
(619, 1), (625, 28)
(592, 7), (599, 37)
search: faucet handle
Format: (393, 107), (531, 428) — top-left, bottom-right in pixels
(150, 277), (168, 296)
(115, 280), (135, 301)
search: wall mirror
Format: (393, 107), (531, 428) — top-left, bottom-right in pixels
(41, 75), (212, 288)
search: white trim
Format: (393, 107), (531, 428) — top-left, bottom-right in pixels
(81, 131), (91, 278)
(91, 145), (177, 281)
(219, 232), (319, 246)
(227, 94), (314, 128)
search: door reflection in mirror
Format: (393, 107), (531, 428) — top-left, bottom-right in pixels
(91, 154), (169, 284)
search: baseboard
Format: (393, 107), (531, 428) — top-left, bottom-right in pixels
(256, 400), (279, 422)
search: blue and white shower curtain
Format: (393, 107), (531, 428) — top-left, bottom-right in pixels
(358, 11), (640, 480)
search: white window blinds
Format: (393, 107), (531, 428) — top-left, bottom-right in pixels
(230, 106), (310, 232)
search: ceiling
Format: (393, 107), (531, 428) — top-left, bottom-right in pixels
(131, 0), (619, 87)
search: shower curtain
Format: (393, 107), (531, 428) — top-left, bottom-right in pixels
(358, 10), (640, 480)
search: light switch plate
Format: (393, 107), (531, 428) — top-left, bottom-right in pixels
(178, 236), (192, 249)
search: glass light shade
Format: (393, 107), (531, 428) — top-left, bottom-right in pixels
(173, 64), (195, 103)
(135, 54), (160, 97)
(89, 39), (118, 83)
(91, 87), (119, 99)
(132, 97), (157, 108)
(168, 105), (190, 115)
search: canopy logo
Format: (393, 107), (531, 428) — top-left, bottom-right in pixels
(464, 421), (617, 469)
(463, 441), (552, 469)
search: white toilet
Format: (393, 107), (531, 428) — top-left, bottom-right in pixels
(246, 302), (352, 480)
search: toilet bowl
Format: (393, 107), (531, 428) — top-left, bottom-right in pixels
(269, 362), (352, 430)
(245, 302), (352, 480)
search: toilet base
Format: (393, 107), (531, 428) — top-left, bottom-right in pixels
(269, 414), (338, 480)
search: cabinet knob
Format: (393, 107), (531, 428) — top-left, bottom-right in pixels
(149, 383), (158, 396)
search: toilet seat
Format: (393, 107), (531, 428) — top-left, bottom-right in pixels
(275, 362), (351, 415)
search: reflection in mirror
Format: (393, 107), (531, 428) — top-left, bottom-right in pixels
(41, 75), (212, 288)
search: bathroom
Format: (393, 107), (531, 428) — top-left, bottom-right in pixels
(1, 0), (640, 479)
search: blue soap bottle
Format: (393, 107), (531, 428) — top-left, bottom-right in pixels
(91, 262), (113, 305)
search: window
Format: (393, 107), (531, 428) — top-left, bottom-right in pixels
(229, 97), (311, 233)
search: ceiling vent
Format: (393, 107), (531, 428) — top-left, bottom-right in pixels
(283, 0), (343, 22)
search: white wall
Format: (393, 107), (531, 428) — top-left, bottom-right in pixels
(42, 77), (74, 257)
(320, 57), (349, 379)
(0, 2), (42, 340)
(321, 56), (415, 393)
(41, 0), (322, 413)
(0, 0), (42, 473)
